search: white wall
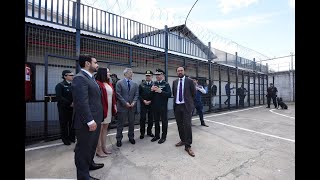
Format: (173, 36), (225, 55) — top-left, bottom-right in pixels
(268, 71), (295, 102)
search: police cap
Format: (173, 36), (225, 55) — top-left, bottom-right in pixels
(145, 70), (153, 76)
(62, 70), (72, 76)
(154, 69), (165, 75)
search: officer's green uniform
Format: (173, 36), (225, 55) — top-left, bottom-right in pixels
(151, 69), (171, 143)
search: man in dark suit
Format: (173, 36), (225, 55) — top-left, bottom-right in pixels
(72, 54), (104, 180)
(115, 68), (139, 147)
(172, 66), (196, 157)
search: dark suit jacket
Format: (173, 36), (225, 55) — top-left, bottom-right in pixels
(72, 70), (103, 129)
(172, 76), (196, 113)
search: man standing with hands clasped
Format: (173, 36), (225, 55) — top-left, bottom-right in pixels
(139, 70), (155, 139)
(115, 68), (139, 147)
(172, 66), (196, 157)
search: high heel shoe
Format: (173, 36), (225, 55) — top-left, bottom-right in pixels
(102, 147), (112, 154)
(96, 152), (108, 158)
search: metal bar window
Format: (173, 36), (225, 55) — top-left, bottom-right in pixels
(56, 0), (59, 24)
(108, 13), (110, 35)
(67, 0), (70, 26)
(38, 0), (42, 19)
(32, 0), (35, 17)
(119, 17), (122, 38)
(45, 0), (48, 20)
(91, 7), (93, 31)
(116, 15), (118, 37)
(62, 0), (65, 25)
(104, 11), (107, 34)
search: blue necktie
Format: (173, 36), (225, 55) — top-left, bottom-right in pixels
(127, 80), (131, 91)
(179, 78), (182, 102)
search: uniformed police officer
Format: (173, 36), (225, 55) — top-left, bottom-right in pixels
(236, 84), (247, 107)
(55, 70), (75, 145)
(139, 70), (155, 139)
(150, 69), (171, 144)
(266, 83), (278, 108)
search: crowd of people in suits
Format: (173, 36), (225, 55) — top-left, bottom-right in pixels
(55, 54), (206, 180)
(55, 54), (284, 180)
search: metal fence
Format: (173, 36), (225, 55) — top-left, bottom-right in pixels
(25, 0), (269, 145)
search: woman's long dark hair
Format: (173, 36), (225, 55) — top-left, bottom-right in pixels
(95, 67), (110, 83)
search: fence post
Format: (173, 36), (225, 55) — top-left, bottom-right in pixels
(164, 25), (168, 81)
(75, 0), (81, 73)
(235, 52), (238, 108)
(208, 42), (212, 111)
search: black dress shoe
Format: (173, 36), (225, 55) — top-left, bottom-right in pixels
(266, 106), (270, 108)
(62, 140), (71, 145)
(201, 123), (209, 127)
(151, 137), (160, 142)
(116, 140), (122, 147)
(158, 138), (166, 144)
(140, 135), (144, 139)
(129, 139), (135, 144)
(69, 139), (76, 143)
(147, 133), (155, 137)
(89, 175), (100, 180)
(89, 163), (104, 170)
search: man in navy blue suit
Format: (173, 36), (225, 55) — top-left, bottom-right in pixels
(72, 54), (104, 180)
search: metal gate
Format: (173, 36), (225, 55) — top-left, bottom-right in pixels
(25, 54), (78, 145)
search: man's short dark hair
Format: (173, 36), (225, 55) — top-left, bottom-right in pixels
(79, 54), (95, 68)
(176, 66), (185, 71)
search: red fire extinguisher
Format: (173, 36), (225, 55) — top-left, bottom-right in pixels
(25, 64), (32, 101)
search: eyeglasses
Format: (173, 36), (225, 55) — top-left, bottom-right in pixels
(66, 74), (74, 76)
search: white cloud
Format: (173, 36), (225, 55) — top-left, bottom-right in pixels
(217, 0), (258, 14)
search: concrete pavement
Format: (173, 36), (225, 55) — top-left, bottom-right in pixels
(25, 104), (295, 180)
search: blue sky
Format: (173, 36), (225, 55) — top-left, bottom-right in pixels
(82, 0), (295, 71)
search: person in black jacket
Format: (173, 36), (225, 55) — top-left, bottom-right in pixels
(211, 83), (217, 107)
(139, 70), (155, 139)
(236, 84), (247, 107)
(55, 70), (75, 145)
(150, 69), (171, 144)
(266, 83), (278, 108)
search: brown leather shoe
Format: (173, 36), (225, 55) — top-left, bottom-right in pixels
(175, 141), (185, 147)
(185, 148), (195, 157)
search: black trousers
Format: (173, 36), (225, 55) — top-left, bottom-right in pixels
(267, 96), (277, 108)
(224, 94), (231, 104)
(239, 95), (246, 107)
(153, 108), (168, 139)
(140, 104), (153, 135)
(58, 106), (75, 142)
(193, 102), (204, 124)
(174, 104), (192, 149)
(74, 123), (101, 180)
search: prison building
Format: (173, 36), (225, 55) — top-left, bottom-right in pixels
(25, 0), (270, 145)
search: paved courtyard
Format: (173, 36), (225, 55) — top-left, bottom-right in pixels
(25, 104), (295, 180)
